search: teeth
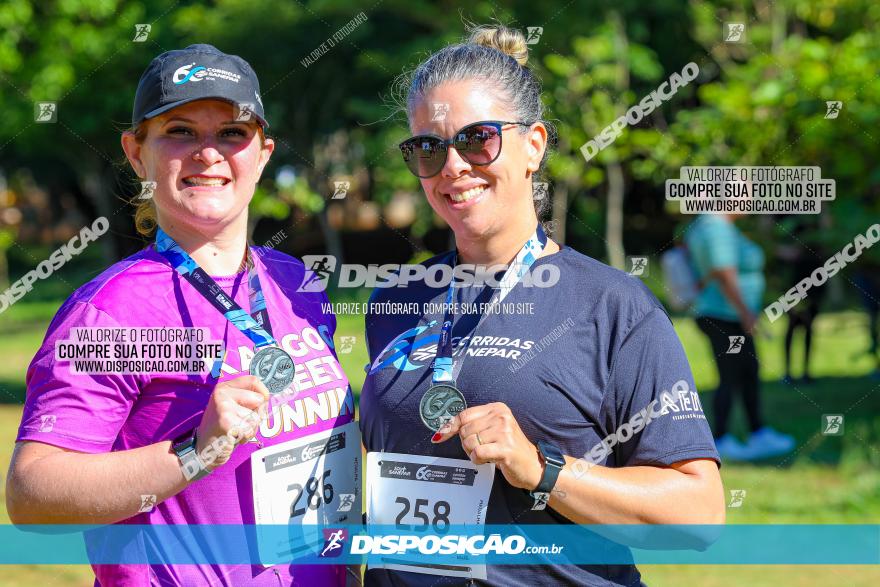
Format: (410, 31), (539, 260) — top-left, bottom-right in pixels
(449, 185), (487, 202)
(184, 177), (227, 186)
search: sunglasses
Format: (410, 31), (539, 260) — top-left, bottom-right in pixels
(399, 120), (532, 178)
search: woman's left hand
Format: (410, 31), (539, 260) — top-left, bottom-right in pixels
(431, 402), (543, 491)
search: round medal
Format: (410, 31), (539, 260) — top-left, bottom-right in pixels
(419, 384), (467, 432)
(250, 346), (295, 394)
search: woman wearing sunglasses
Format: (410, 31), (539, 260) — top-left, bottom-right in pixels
(7, 45), (357, 586)
(359, 25), (724, 586)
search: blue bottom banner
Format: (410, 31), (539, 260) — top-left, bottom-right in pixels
(0, 524), (877, 565)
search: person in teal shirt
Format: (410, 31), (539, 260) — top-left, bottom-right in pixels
(685, 213), (795, 460)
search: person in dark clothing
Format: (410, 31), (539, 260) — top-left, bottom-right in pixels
(780, 246), (828, 384)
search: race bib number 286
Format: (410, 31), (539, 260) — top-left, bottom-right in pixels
(251, 421), (361, 566)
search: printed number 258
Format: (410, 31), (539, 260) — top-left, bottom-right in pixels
(394, 497), (450, 532)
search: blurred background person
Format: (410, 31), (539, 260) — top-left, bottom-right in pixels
(685, 212), (795, 460)
(775, 219), (828, 385)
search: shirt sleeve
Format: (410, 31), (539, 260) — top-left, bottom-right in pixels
(603, 307), (720, 468)
(17, 301), (143, 454)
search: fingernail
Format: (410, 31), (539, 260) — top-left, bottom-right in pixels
(431, 433), (442, 443)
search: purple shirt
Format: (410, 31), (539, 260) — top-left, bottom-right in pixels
(17, 245), (352, 586)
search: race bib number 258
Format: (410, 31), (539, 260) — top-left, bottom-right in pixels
(366, 451), (494, 580)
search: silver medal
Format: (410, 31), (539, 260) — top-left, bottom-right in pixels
(419, 384), (467, 432)
(250, 346), (295, 395)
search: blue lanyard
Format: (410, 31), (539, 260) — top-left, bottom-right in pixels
(432, 224), (547, 385)
(154, 228), (276, 349)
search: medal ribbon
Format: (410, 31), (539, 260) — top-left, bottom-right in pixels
(154, 227), (276, 349)
(432, 224), (548, 385)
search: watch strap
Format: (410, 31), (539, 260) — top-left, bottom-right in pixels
(173, 429), (210, 481)
(534, 454), (563, 494)
(531, 441), (564, 495)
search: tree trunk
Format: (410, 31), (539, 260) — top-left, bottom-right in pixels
(0, 244), (8, 291)
(317, 204), (344, 264)
(605, 159), (625, 270)
(605, 11), (629, 270)
(79, 166), (118, 265)
(551, 182), (568, 245)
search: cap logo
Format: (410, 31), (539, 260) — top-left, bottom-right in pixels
(173, 63), (207, 84)
(171, 62), (242, 85)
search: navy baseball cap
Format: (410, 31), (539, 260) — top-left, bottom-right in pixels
(132, 44), (268, 127)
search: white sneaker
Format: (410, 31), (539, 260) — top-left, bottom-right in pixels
(741, 427), (796, 460)
(714, 434), (751, 461)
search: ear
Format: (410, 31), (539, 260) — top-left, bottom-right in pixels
(257, 136), (275, 178)
(525, 122), (548, 175)
(121, 131), (147, 179)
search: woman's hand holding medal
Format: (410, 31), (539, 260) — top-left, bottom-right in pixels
(195, 374), (270, 471)
(431, 401), (544, 491)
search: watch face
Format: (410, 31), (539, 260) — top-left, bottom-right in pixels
(173, 430), (197, 453)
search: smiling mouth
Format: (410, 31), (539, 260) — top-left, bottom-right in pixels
(446, 185), (487, 203)
(182, 177), (230, 187)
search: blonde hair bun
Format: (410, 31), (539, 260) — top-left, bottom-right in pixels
(468, 25), (529, 67)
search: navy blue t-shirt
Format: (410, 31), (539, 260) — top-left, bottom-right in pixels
(359, 246), (720, 586)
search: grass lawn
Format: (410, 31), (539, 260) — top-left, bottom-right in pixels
(0, 300), (878, 586)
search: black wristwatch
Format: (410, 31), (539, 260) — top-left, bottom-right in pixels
(172, 428), (210, 481)
(529, 440), (565, 510)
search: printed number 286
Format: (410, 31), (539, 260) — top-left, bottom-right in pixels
(288, 469), (333, 518)
(394, 497), (450, 532)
